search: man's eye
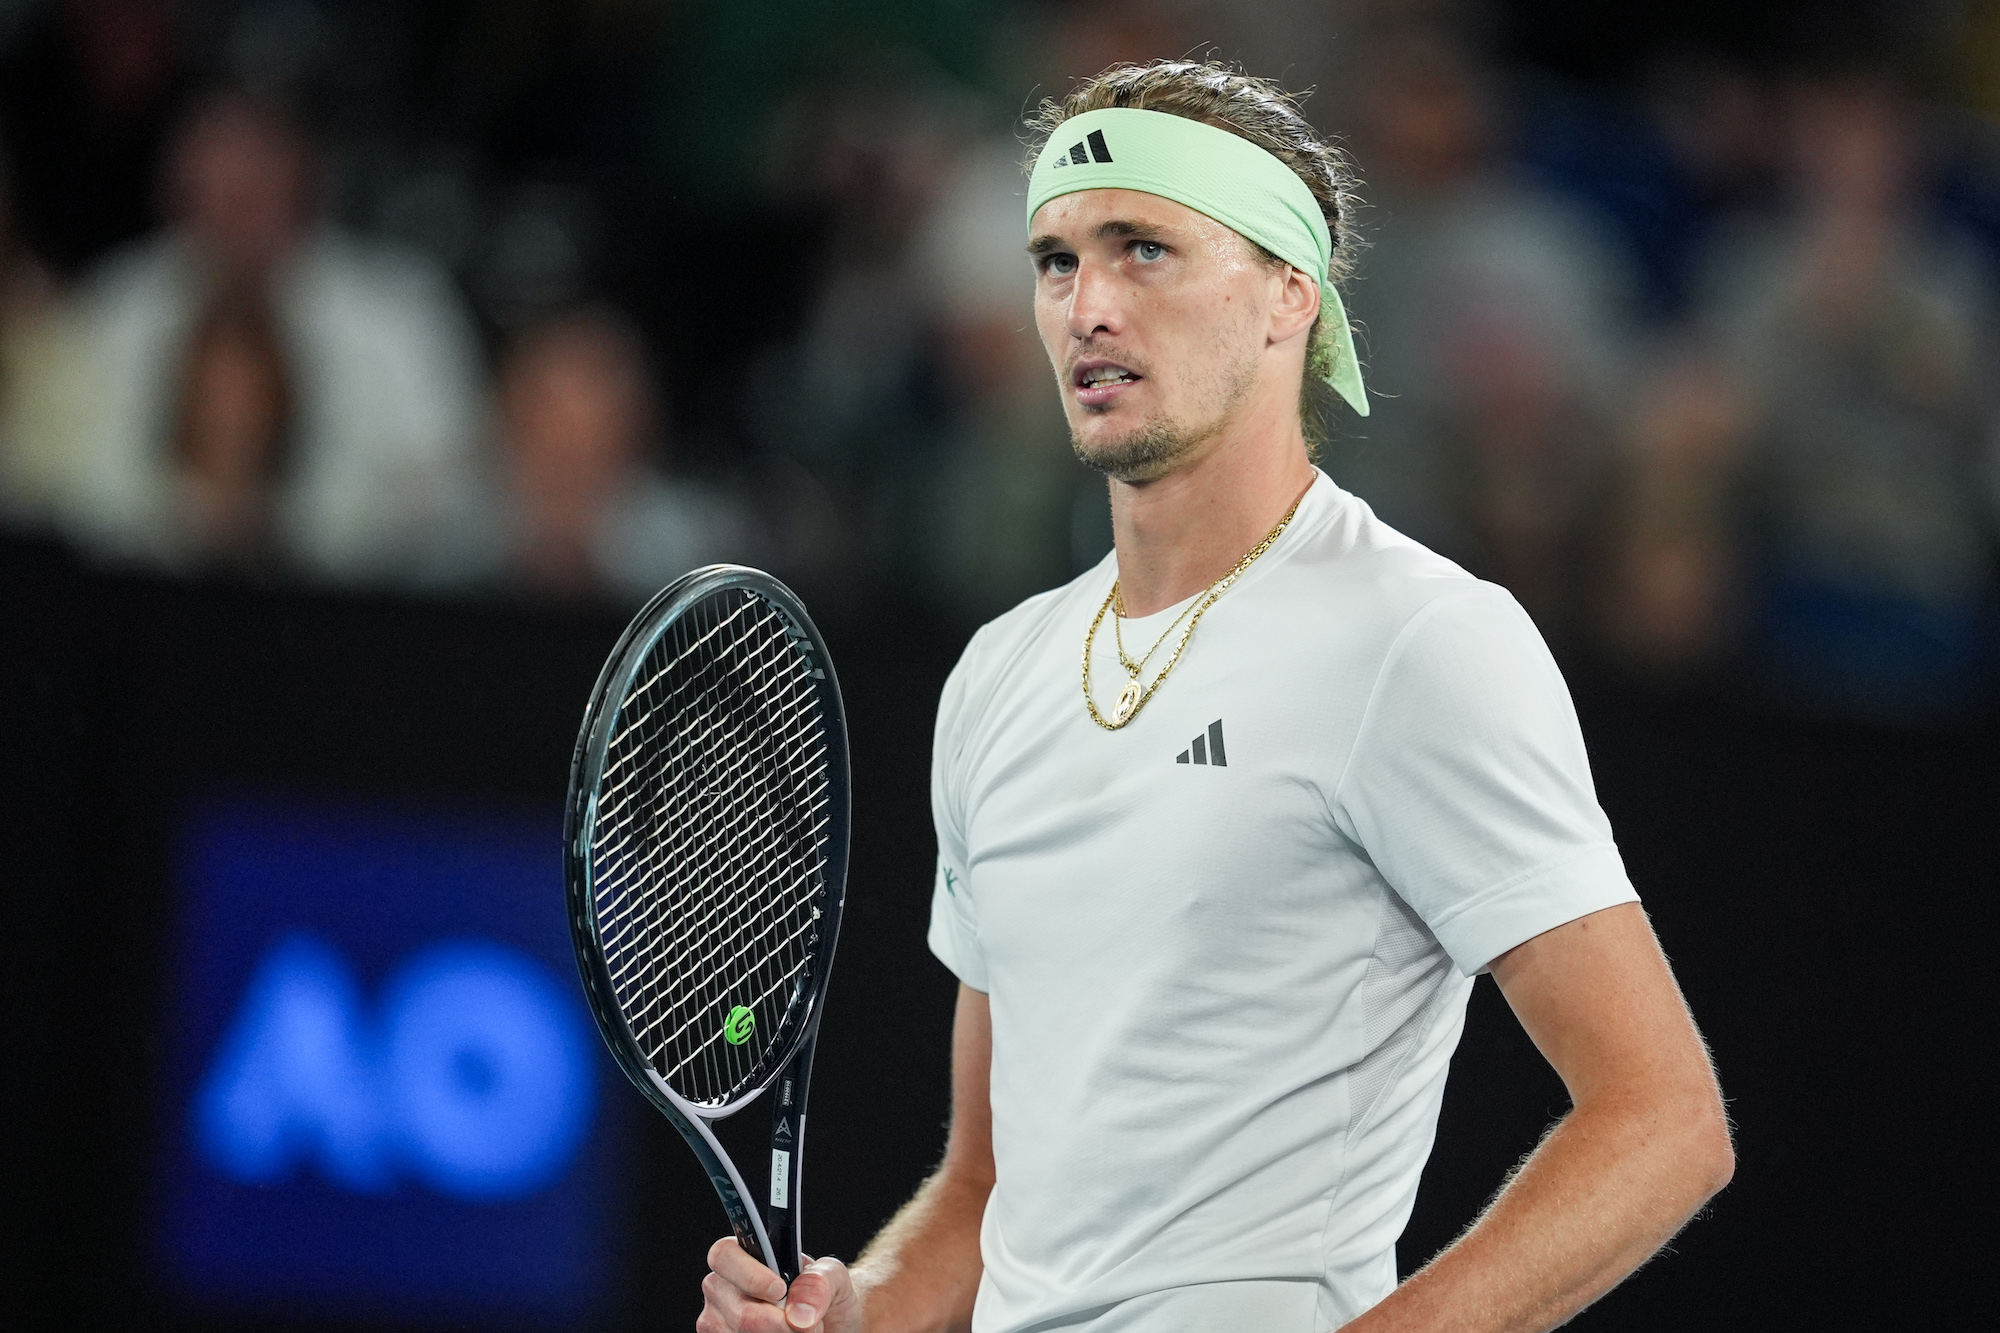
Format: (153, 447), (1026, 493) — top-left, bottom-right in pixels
(1134, 241), (1166, 262)
(1041, 253), (1077, 275)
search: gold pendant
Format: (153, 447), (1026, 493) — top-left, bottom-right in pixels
(1113, 679), (1141, 725)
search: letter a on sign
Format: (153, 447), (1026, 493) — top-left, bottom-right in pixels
(194, 934), (391, 1192)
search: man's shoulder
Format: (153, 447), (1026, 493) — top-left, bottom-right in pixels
(938, 559), (1111, 723)
(1296, 494), (1559, 720)
(1282, 479), (1502, 643)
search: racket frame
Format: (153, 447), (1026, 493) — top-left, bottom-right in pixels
(565, 564), (850, 1285)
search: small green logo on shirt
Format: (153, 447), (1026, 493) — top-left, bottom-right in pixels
(723, 1005), (755, 1045)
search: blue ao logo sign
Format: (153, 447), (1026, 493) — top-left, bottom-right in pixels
(195, 932), (595, 1200)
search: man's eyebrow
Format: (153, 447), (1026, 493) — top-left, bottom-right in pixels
(1095, 219), (1168, 241)
(1026, 219), (1171, 256)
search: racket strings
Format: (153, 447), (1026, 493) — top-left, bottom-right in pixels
(589, 601), (781, 863)
(593, 684), (826, 924)
(598, 600), (822, 1101)
(600, 595), (818, 1018)
(591, 601), (809, 897)
(590, 587), (832, 1106)
(594, 636), (826, 969)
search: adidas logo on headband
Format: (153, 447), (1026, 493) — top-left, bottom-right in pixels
(1051, 129), (1114, 168)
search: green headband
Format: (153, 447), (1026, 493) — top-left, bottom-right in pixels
(1026, 106), (1368, 417)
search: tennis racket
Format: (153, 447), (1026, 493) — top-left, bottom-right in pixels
(565, 564), (850, 1285)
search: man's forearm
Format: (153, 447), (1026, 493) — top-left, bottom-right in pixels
(1341, 903), (1736, 1332)
(848, 1163), (992, 1333)
(1342, 1084), (1733, 1332)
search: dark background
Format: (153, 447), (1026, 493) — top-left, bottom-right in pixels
(3, 531), (1991, 1330)
(5, 0), (1999, 1327)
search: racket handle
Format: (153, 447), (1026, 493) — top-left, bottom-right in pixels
(769, 1045), (815, 1286)
(769, 1107), (804, 1284)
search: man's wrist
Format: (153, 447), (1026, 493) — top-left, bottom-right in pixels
(839, 1260), (879, 1333)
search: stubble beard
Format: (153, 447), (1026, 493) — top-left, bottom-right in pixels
(1070, 414), (1199, 482)
(1068, 354), (1259, 484)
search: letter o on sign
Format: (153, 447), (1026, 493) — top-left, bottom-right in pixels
(380, 940), (595, 1199)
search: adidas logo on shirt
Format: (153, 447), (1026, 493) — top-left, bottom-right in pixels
(1175, 720), (1228, 767)
(1051, 130), (1114, 168)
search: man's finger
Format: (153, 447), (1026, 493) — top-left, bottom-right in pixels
(706, 1236), (788, 1303)
(701, 1268), (801, 1333)
(701, 1270), (749, 1317)
(783, 1256), (850, 1331)
(697, 1272), (743, 1333)
(703, 1269), (788, 1332)
(783, 1270), (827, 1330)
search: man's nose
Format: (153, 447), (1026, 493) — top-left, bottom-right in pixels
(1065, 261), (1124, 342)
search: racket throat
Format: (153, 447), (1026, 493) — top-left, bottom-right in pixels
(664, 1081), (781, 1277)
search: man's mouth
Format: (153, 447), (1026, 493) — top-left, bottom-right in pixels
(1072, 359), (1143, 407)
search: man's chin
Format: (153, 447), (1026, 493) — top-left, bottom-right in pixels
(1070, 418), (1195, 483)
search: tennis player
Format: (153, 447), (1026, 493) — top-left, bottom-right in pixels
(700, 61), (1732, 1333)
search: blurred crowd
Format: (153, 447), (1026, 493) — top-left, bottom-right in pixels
(3, 0), (1998, 724)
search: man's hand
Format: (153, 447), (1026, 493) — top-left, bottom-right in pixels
(698, 985), (994, 1333)
(698, 1239), (863, 1333)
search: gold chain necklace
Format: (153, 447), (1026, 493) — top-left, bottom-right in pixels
(1082, 491), (1306, 730)
(1112, 587), (1200, 677)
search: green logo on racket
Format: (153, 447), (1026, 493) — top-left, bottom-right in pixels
(723, 1005), (756, 1045)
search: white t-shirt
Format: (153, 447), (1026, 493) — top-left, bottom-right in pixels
(927, 471), (1638, 1333)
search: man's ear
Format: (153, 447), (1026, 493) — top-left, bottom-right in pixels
(1268, 264), (1321, 346)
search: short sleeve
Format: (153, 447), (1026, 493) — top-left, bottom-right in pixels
(1333, 586), (1639, 976)
(927, 634), (989, 991)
